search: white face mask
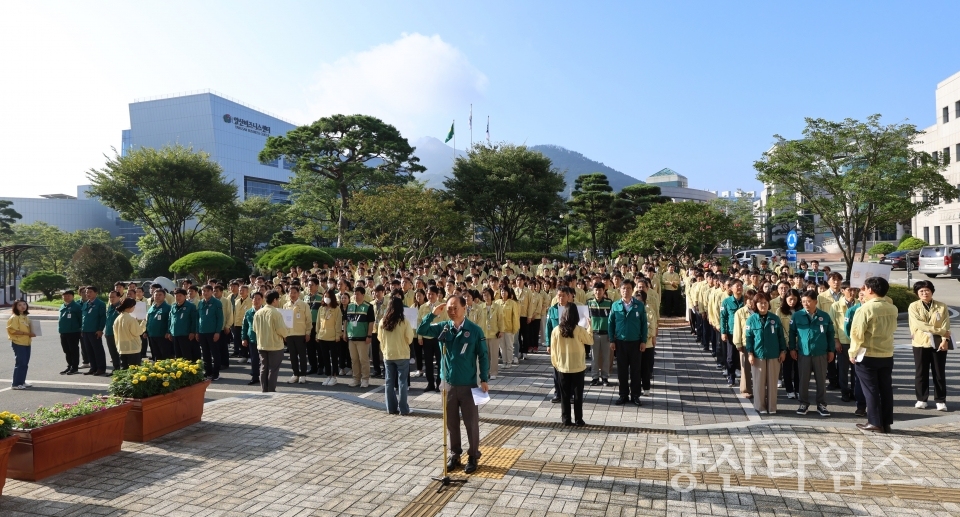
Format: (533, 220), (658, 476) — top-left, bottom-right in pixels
(323, 297), (331, 305)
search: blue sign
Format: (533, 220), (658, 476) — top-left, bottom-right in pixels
(786, 231), (798, 250)
(786, 249), (797, 262)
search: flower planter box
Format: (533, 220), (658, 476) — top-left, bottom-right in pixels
(8, 403), (132, 481)
(0, 435), (18, 495)
(123, 380), (211, 442)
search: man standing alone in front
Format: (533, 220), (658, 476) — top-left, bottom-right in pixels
(849, 277), (898, 433)
(608, 279), (647, 406)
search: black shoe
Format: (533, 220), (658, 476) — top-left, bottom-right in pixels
(221, 365), (230, 370)
(827, 383), (840, 391)
(446, 456), (461, 471)
(550, 396), (561, 403)
(247, 380), (259, 385)
(60, 367), (72, 375)
(614, 398), (628, 405)
(83, 369), (95, 375)
(464, 456), (478, 474)
(575, 419), (586, 427)
(425, 386), (436, 392)
(854, 408), (867, 417)
(66, 368), (79, 375)
(562, 419), (574, 426)
(857, 423), (886, 433)
(632, 397), (642, 406)
(841, 393), (852, 402)
(602, 379), (611, 386)
(590, 378), (602, 386)
(389, 411), (400, 415)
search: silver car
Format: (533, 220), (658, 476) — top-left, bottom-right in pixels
(917, 245), (960, 278)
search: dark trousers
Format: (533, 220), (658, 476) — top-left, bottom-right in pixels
(105, 335), (121, 370)
(259, 349), (283, 392)
(318, 339), (336, 375)
(690, 309), (698, 337)
(827, 354), (838, 385)
(518, 319), (530, 354)
(11, 344), (30, 387)
(140, 336), (148, 358)
(838, 343), (854, 396)
(914, 347), (948, 403)
(338, 339), (351, 369)
(640, 348), (656, 390)
(782, 354), (799, 394)
(306, 329), (319, 372)
(662, 290), (682, 317)
(232, 325), (246, 356)
(558, 370), (585, 423)
(287, 335), (308, 376)
(725, 336), (739, 382)
(174, 335), (200, 361)
(853, 364), (866, 411)
(198, 333), (221, 378)
(149, 336), (174, 360)
(717, 336), (727, 366)
(370, 334), (383, 375)
(710, 326), (719, 356)
(446, 385), (481, 459)
(615, 340), (642, 399)
(856, 356), (894, 429)
(411, 341), (424, 371)
(59, 332), (81, 369)
(120, 353), (142, 369)
(422, 338), (440, 389)
(219, 330), (231, 368)
(80, 331), (106, 372)
(526, 319), (541, 352)
(249, 342), (261, 381)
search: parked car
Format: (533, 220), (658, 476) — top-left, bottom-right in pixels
(733, 249), (782, 266)
(879, 250), (919, 270)
(918, 245), (960, 278)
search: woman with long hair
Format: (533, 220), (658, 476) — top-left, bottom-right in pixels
(316, 289), (343, 386)
(550, 301), (593, 426)
(7, 300), (35, 390)
(779, 289), (802, 400)
(477, 287), (506, 378)
(497, 286), (521, 365)
(410, 289), (427, 377)
(338, 292), (352, 375)
(379, 297), (415, 415)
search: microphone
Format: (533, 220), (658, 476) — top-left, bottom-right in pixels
(438, 324), (450, 341)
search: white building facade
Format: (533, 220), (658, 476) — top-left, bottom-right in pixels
(912, 71), (960, 245)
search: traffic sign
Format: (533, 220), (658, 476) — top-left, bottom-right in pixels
(786, 230), (798, 250)
(786, 249), (797, 262)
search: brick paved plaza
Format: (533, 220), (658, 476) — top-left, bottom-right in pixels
(2, 319), (960, 516)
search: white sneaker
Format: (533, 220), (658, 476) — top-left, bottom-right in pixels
(777, 380), (783, 388)
(11, 385), (25, 390)
(338, 368), (345, 376)
(787, 392), (796, 399)
(298, 376), (307, 384)
(490, 375), (497, 380)
(288, 375), (299, 384)
(418, 370), (425, 377)
(937, 403), (948, 411)
(22, 383), (33, 388)
(348, 380), (360, 387)
(328, 376), (338, 386)
(511, 358), (518, 365)
(360, 379), (369, 388)
(915, 400), (928, 409)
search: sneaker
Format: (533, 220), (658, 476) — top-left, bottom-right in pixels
(590, 378), (602, 386)
(298, 377), (307, 384)
(22, 382), (33, 388)
(11, 385), (25, 390)
(360, 379), (369, 388)
(211, 376), (220, 381)
(915, 400), (928, 409)
(245, 359), (251, 364)
(796, 404), (809, 415)
(328, 376), (338, 386)
(777, 380), (783, 388)
(348, 380), (360, 387)
(490, 376), (497, 380)
(344, 368), (352, 375)
(602, 379), (611, 386)
(817, 404), (830, 417)
(288, 375), (299, 384)
(937, 403), (948, 411)
(511, 358), (518, 365)
(338, 368), (346, 376)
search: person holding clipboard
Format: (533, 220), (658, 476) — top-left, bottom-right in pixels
(7, 300), (36, 390)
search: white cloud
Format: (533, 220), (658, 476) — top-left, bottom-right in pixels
(299, 33), (487, 139)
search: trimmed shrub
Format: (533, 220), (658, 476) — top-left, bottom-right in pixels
(20, 271), (69, 301)
(868, 242), (897, 256)
(264, 245), (335, 272)
(170, 251), (236, 282)
(319, 247), (381, 263)
(886, 284), (918, 312)
(897, 237), (927, 251)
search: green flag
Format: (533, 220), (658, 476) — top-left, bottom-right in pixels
(444, 121), (454, 143)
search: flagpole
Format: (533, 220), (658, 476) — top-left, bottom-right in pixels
(470, 104), (473, 148)
(453, 119), (456, 162)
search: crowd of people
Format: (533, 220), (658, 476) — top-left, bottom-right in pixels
(4, 252), (952, 458)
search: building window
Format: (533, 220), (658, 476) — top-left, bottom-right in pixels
(260, 157), (279, 168)
(282, 156), (296, 171)
(935, 226), (941, 245)
(933, 151), (940, 163)
(244, 177), (290, 203)
(945, 147), (952, 165)
(924, 227), (930, 243)
(944, 106), (950, 124)
(948, 225), (954, 245)
(956, 100), (960, 119)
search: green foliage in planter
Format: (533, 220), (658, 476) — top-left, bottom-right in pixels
(14, 395), (125, 430)
(108, 358), (206, 399)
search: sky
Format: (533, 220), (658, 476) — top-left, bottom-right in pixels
(2, 0), (960, 198)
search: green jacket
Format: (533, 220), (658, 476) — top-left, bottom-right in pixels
(544, 303), (561, 348)
(587, 297), (612, 334)
(745, 312), (786, 360)
(417, 314), (489, 386)
(169, 302), (198, 337)
(145, 302), (171, 337)
(58, 301), (82, 334)
(80, 298), (106, 333)
(844, 302), (860, 338)
(608, 298), (648, 343)
(720, 295), (745, 335)
(789, 309), (835, 356)
(197, 297), (224, 334)
(242, 307), (257, 344)
(345, 301), (374, 339)
(104, 303), (120, 337)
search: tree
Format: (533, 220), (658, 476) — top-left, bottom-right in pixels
(67, 244), (134, 291)
(445, 144), (566, 261)
(347, 183), (468, 262)
(169, 251), (237, 282)
(711, 194), (761, 249)
(9, 222), (125, 275)
(259, 114), (425, 247)
(0, 200), (22, 238)
(86, 144), (237, 262)
(621, 202), (733, 257)
(20, 271), (69, 301)
(568, 173), (616, 257)
(205, 196), (291, 263)
(268, 230), (307, 249)
(260, 245), (334, 272)
(755, 115), (958, 277)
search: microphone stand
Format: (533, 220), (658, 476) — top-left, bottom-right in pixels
(431, 323), (467, 492)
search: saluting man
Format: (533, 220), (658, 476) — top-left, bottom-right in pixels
(417, 294), (490, 475)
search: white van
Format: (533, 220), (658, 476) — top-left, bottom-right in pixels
(733, 249), (782, 267)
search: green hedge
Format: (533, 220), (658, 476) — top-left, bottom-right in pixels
(868, 242), (897, 256)
(319, 247), (381, 263)
(887, 284), (918, 312)
(261, 245), (335, 272)
(898, 237), (927, 251)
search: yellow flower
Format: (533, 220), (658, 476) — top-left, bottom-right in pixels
(140, 376), (147, 381)
(0, 419), (4, 425)
(176, 372), (182, 378)
(132, 379), (139, 385)
(162, 382), (170, 387)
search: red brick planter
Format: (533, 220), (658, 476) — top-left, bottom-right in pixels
(8, 403), (131, 481)
(0, 435), (19, 495)
(123, 380), (211, 442)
